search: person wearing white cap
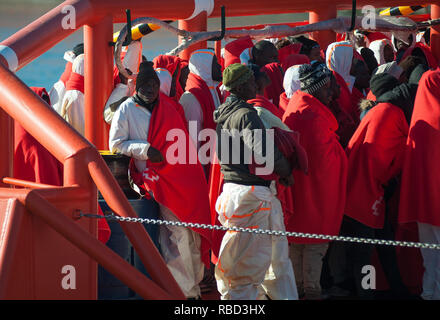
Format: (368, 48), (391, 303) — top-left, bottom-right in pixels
(49, 43), (83, 115)
(60, 53), (86, 136)
(103, 40), (143, 125)
(369, 38), (395, 66)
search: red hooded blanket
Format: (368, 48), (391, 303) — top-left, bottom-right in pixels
(399, 68), (440, 227)
(282, 91), (347, 243)
(345, 102), (409, 229)
(262, 62), (285, 107)
(129, 93), (212, 267)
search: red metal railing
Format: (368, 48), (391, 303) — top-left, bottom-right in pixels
(0, 0), (439, 299)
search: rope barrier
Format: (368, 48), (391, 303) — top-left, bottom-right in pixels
(79, 212), (440, 250)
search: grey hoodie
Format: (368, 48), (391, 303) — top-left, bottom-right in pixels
(214, 94), (291, 187)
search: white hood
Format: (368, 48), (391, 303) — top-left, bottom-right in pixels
(326, 41), (356, 92)
(369, 38), (393, 66)
(155, 68), (172, 96)
(283, 64), (303, 99)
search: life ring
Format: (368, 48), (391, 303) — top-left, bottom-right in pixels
(380, 5), (427, 16)
(113, 23), (161, 43)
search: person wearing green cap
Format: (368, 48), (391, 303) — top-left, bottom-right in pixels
(212, 63), (298, 300)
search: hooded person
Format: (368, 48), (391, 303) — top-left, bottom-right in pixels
(401, 43), (439, 70)
(334, 69), (418, 298)
(369, 38), (395, 65)
(398, 69), (440, 300)
(108, 61), (212, 299)
(282, 63), (347, 300)
(49, 43), (84, 115)
(213, 63), (298, 300)
(280, 53), (309, 72)
(279, 64), (303, 112)
(364, 61), (405, 102)
(326, 42), (357, 111)
(153, 54), (189, 102)
(223, 36), (254, 68)
(154, 67), (187, 128)
(277, 42), (303, 69)
(179, 48), (223, 178)
(60, 53), (85, 136)
(104, 41), (143, 125)
(15, 87), (111, 244)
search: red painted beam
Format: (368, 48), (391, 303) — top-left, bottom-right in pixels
(25, 190), (177, 300)
(431, 5), (440, 63)
(84, 16), (113, 150)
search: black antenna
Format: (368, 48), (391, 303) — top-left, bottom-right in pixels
(208, 6), (226, 41)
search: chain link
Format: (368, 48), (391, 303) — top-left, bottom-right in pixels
(79, 213), (440, 250)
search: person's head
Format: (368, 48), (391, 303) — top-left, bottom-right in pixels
(283, 64), (302, 99)
(360, 47), (379, 75)
(298, 63), (332, 106)
(369, 73), (400, 98)
(189, 48), (222, 83)
(72, 43), (84, 57)
(383, 44), (395, 63)
(251, 40), (279, 67)
(294, 36), (322, 62)
(351, 58), (371, 91)
(399, 55), (425, 81)
(136, 61), (160, 104)
(248, 63), (270, 95)
(393, 33), (414, 51)
(326, 41), (354, 78)
(369, 39), (394, 65)
(275, 38), (292, 50)
(223, 63), (256, 101)
(372, 61), (405, 83)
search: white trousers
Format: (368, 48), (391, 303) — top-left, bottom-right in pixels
(418, 223), (440, 300)
(214, 182), (298, 300)
(159, 204), (204, 298)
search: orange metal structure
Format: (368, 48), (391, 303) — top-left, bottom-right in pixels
(0, 0), (439, 299)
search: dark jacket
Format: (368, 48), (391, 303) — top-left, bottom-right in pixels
(214, 94), (291, 187)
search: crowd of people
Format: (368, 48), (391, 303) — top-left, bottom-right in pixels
(15, 25), (440, 301)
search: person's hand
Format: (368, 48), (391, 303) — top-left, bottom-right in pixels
(147, 146), (164, 163)
(279, 174), (294, 186)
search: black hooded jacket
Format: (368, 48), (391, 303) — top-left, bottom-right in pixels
(214, 94), (291, 186)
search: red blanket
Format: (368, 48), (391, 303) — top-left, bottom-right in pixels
(65, 72), (84, 94)
(223, 36), (254, 68)
(153, 55), (186, 101)
(248, 94), (284, 119)
(278, 92), (290, 113)
(129, 93), (212, 267)
(281, 53), (310, 72)
(345, 102), (409, 229)
(333, 71), (357, 125)
(399, 68), (440, 227)
(262, 62), (284, 107)
(282, 91), (347, 243)
(185, 73), (218, 131)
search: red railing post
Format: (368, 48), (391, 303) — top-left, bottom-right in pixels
(431, 4), (440, 63)
(84, 15), (113, 150)
(0, 110), (13, 188)
(178, 11), (208, 61)
(309, 5), (337, 51)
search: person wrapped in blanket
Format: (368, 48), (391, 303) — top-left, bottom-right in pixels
(213, 63), (299, 300)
